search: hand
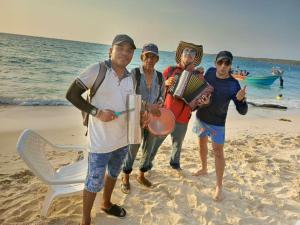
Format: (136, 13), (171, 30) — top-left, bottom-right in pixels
(165, 77), (176, 87)
(140, 111), (151, 128)
(95, 109), (116, 122)
(147, 103), (161, 117)
(197, 94), (211, 106)
(236, 85), (247, 101)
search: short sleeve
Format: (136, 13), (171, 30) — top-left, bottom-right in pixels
(77, 63), (100, 89)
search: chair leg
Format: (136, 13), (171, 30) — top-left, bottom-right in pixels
(41, 188), (55, 217)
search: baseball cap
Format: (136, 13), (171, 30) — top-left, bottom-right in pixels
(142, 43), (159, 56)
(112, 34), (136, 49)
(216, 51), (233, 63)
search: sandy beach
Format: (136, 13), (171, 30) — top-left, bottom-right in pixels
(0, 105), (299, 225)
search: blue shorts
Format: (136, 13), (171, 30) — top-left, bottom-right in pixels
(85, 146), (128, 193)
(192, 119), (225, 145)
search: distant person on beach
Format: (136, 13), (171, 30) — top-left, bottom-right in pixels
(272, 66), (284, 88)
(279, 75), (284, 88)
(66, 34), (150, 224)
(192, 51), (248, 201)
(121, 43), (165, 193)
(276, 94), (283, 100)
(143, 41), (206, 172)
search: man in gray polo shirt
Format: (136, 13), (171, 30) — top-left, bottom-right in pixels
(66, 34), (137, 224)
(121, 43), (165, 193)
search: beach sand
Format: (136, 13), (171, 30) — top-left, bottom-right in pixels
(0, 105), (299, 225)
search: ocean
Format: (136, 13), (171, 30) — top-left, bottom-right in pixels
(1, 33), (300, 109)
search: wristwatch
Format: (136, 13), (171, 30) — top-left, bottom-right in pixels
(90, 108), (98, 116)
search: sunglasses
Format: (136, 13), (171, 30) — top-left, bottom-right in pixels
(183, 48), (196, 57)
(217, 60), (231, 66)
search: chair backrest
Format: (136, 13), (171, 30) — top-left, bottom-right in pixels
(16, 129), (56, 184)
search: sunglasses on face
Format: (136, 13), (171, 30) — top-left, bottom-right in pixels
(183, 48), (196, 57)
(217, 60), (231, 66)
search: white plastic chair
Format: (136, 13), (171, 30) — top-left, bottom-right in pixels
(16, 129), (88, 216)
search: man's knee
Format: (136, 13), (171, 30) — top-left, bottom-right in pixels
(213, 147), (224, 158)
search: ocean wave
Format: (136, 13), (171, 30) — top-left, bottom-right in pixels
(0, 97), (70, 106)
(1, 96), (299, 109)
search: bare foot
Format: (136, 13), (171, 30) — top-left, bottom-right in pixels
(192, 169), (207, 176)
(212, 186), (224, 202)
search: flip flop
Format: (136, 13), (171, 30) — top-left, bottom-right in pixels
(120, 179), (130, 194)
(102, 204), (126, 218)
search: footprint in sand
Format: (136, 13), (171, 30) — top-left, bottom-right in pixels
(273, 158), (289, 164)
(8, 170), (34, 184)
(246, 156), (262, 163)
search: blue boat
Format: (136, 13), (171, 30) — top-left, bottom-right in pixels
(245, 75), (280, 86)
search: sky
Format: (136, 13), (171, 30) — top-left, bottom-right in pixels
(0, 0), (299, 60)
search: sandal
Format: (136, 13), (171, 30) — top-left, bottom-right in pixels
(102, 204), (126, 218)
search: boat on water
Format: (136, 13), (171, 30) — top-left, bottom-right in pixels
(231, 68), (249, 81)
(231, 73), (247, 81)
(245, 75), (280, 86)
(231, 66), (283, 86)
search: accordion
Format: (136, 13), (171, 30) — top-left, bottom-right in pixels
(168, 70), (214, 110)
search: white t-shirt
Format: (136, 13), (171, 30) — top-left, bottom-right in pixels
(78, 62), (134, 153)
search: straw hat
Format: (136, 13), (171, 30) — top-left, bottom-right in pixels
(175, 41), (203, 66)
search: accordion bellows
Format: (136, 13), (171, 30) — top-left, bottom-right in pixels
(169, 70), (214, 110)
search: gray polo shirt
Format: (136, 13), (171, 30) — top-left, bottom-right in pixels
(132, 66), (165, 104)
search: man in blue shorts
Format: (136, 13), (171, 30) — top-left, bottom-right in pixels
(66, 34), (140, 224)
(193, 51), (248, 201)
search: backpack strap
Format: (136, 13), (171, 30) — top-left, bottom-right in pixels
(90, 61), (107, 99)
(83, 61), (107, 136)
(156, 71), (164, 102)
(134, 68), (165, 103)
(157, 71), (163, 87)
(134, 67), (142, 94)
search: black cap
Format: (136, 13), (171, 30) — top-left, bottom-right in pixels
(216, 51), (233, 63)
(112, 34), (136, 49)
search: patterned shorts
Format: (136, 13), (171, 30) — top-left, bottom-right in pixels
(85, 146), (128, 193)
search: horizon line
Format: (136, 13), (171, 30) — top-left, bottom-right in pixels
(1, 31), (299, 64)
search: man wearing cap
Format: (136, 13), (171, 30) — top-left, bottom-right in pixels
(66, 34), (139, 224)
(121, 43), (165, 193)
(143, 41), (204, 172)
(192, 51), (248, 201)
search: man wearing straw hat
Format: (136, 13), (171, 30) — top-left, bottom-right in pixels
(144, 41), (206, 173)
